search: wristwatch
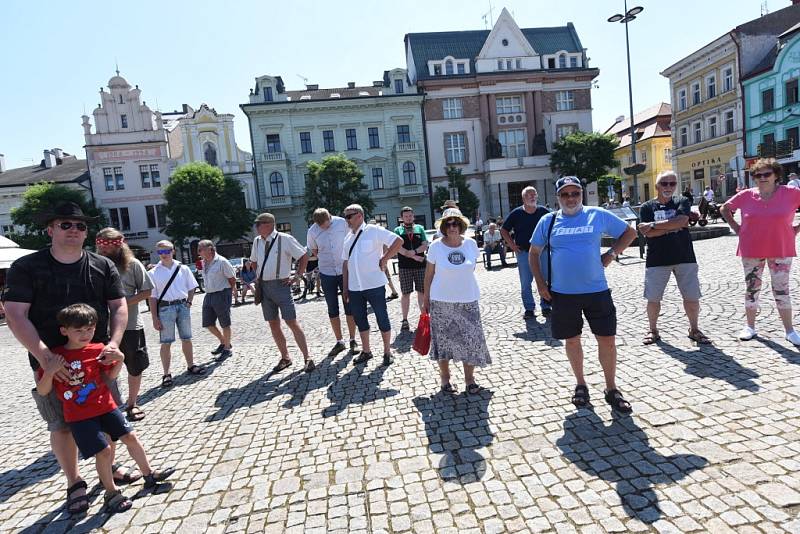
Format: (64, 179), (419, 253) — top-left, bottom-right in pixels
(606, 249), (618, 259)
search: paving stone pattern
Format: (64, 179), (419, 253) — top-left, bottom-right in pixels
(1, 232), (799, 533)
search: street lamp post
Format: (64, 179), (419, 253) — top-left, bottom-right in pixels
(609, 2), (644, 203)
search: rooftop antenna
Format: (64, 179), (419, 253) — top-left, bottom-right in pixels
(296, 74), (309, 86)
(481, 1), (494, 29)
(115, 58), (120, 76)
(761, 0), (769, 16)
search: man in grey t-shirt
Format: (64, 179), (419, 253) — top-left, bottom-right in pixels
(96, 228), (154, 421)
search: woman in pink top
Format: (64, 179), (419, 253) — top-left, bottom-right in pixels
(721, 158), (800, 345)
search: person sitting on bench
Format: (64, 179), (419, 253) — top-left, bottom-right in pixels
(483, 223), (507, 270)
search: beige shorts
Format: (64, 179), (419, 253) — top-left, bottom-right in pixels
(644, 263), (701, 302)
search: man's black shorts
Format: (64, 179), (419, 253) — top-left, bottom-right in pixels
(550, 289), (616, 339)
(120, 329), (149, 376)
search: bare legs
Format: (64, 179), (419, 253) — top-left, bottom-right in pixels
(565, 335), (617, 391)
(160, 340), (195, 375)
(206, 325), (232, 350)
(437, 360), (476, 386)
(269, 319), (310, 362)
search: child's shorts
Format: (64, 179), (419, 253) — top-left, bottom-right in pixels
(68, 408), (133, 459)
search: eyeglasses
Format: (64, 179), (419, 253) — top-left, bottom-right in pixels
(57, 221), (87, 231)
(559, 191), (582, 199)
(443, 220), (461, 228)
(156, 249), (173, 255)
(659, 181), (677, 187)
(753, 171), (774, 178)
(344, 212), (360, 220)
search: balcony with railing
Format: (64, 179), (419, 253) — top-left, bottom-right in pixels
(262, 151), (286, 162)
(395, 141), (418, 152)
(262, 195), (293, 208)
(757, 139), (794, 158)
(399, 183), (425, 196)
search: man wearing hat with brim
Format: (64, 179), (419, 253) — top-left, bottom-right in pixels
(4, 201), (130, 515)
(529, 177), (637, 415)
(787, 172), (800, 189)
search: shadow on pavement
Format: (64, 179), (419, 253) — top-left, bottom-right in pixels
(322, 359), (398, 418)
(754, 336), (800, 365)
(512, 317), (562, 346)
(0, 452), (61, 505)
(137, 356), (225, 408)
(657, 341), (760, 391)
(391, 330), (414, 354)
(414, 390), (494, 483)
(556, 409), (707, 524)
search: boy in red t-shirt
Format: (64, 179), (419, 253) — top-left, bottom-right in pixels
(36, 303), (174, 513)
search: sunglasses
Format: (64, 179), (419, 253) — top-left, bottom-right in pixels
(443, 220), (461, 228)
(344, 212), (360, 220)
(753, 171), (774, 178)
(157, 249), (173, 255)
(559, 191), (582, 199)
(57, 221), (88, 231)
(659, 181), (677, 187)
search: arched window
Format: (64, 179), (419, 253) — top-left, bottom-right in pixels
(204, 142), (218, 167)
(402, 161), (417, 185)
(269, 171), (285, 197)
(118, 94), (123, 104)
(558, 54), (567, 68)
(445, 60), (454, 75)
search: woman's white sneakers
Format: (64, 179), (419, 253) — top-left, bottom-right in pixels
(785, 330), (800, 346)
(738, 326), (757, 341)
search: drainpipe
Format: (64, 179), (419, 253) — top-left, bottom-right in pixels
(420, 90), (435, 226)
(732, 30), (747, 188)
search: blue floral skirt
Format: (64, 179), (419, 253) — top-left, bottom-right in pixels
(429, 300), (492, 367)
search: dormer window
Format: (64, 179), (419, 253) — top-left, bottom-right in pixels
(394, 79), (404, 93)
(445, 60), (454, 75)
(120, 114), (128, 128)
(559, 55), (567, 68)
(497, 59), (504, 70)
(457, 63), (466, 74)
(264, 86), (273, 102)
(118, 94), (123, 104)
(434, 64), (442, 76)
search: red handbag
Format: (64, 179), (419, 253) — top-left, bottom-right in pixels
(412, 313), (431, 355)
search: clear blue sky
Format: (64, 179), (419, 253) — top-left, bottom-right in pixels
(0, 0), (780, 170)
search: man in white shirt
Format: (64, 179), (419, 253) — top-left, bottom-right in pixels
(703, 186), (714, 203)
(787, 172), (800, 188)
(250, 212), (315, 373)
(148, 240), (203, 387)
(307, 208), (357, 357)
(483, 222), (508, 270)
(342, 204), (403, 367)
(198, 240), (237, 361)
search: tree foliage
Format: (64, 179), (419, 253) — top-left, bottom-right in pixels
(303, 154), (375, 221)
(550, 131), (620, 186)
(163, 162), (254, 245)
(9, 182), (105, 250)
(432, 166), (480, 221)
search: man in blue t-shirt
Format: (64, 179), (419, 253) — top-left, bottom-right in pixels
(500, 186), (550, 319)
(529, 177), (637, 415)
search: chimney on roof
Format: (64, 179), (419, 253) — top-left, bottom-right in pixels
(182, 104), (189, 113)
(306, 84), (318, 91)
(51, 148), (64, 160)
(43, 150), (56, 169)
(347, 82), (355, 88)
(0, 154), (5, 173)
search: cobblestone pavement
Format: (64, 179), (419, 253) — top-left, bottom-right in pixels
(1, 232), (800, 533)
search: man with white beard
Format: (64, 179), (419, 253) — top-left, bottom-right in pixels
(528, 177), (637, 415)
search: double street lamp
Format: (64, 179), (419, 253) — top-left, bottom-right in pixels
(608, 2), (645, 203)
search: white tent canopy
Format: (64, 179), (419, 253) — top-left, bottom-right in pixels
(0, 236), (36, 269)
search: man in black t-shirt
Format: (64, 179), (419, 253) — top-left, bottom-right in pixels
(500, 186), (550, 319)
(638, 171), (710, 345)
(3, 202), (127, 515)
(393, 207), (429, 331)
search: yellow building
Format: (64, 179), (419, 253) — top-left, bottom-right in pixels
(605, 103), (673, 203)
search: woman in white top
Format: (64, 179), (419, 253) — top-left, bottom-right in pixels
(423, 208), (491, 394)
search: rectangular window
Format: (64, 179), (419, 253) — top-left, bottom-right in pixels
(678, 89), (687, 111)
(394, 79), (404, 93)
(555, 124), (577, 141)
(548, 57), (556, 69)
(396, 125), (411, 143)
(443, 98), (463, 119)
(121, 114), (128, 128)
(787, 79), (799, 105)
(497, 59), (504, 70)
(368, 127), (380, 148)
(150, 164), (160, 187)
(264, 87), (273, 102)
(2, 225), (13, 234)
(372, 168), (384, 190)
(498, 129), (527, 158)
(145, 205), (167, 229)
(374, 214), (388, 228)
(323, 130), (335, 152)
(570, 56), (578, 68)
(664, 147), (672, 163)
(692, 82), (701, 105)
(506, 59), (512, 70)
(139, 165), (151, 188)
(113, 167), (124, 190)
(679, 126), (688, 147)
(299, 132), (312, 153)
(277, 223), (291, 233)
(516, 58), (522, 69)
(725, 110), (735, 134)
(693, 122), (702, 144)
(433, 64), (442, 76)
(762, 88), (774, 112)
(109, 208), (120, 229)
(266, 134), (281, 153)
(640, 149), (647, 163)
(559, 55), (567, 68)
(723, 68), (733, 92)
(346, 128), (358, 150)
(445, 61), (454, 75)
(707, 75), (716, 99)
(763, 132), (776, 146)
(788, 127), (800, 150)
(457, 62), (466, 74)
(555, 91), (574, 111)
(445, 133), (467, 164)
(496, 96), (522, 114)
(145, 206), (156, 228)
(108, 208), (130, 231)
(103, 168), (114, 191)
(708, 116), (717, 138)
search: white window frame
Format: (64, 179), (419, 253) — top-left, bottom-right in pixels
(445, 133), (467, 164)
(496, 96), (522, 114)
(555, 124), (578, 141)
(498, 129), (527, 158)
(679, 126), (688, 147)
(678, 88), (687, 111)
(691, 82), (701, 105)
(692, 121), (702, 144)
(723, 66), (734, 92)
(724, 109), (735, 134)
(555, 90), (574, 111)
(663, 147), (672, 163)
(707, 116), (718, 138)
(706, 74), (716, 99)
(443, 98), (463, 119)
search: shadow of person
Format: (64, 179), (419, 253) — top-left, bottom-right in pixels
(657, 340), (759, 391)
(205, 369), (300, 422)
(0, 452), (61, 505)
(511, 319), (562, 346)
(754, 336), (800, 364)
(282, 350), (354, 409)
(556, 410), (707, 524)
(391, 330), (414, 354)
(322, 361), (399, 418)
(137, 356), (225, 408)
(413, 390), (494, 483)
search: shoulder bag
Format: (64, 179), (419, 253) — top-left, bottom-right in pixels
(253, 236), (279, 305)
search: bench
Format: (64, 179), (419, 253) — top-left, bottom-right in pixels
(483, 249), (517, 269)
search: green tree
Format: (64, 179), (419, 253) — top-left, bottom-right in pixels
(432, 166), (480, 220)
(550, 131), (620, 186)
(303, 154), (375, 220)
(9, 181), (105, 249)
(163, 162), (254, 245)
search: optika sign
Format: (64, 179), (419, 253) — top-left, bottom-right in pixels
(690, 157), (721, 168)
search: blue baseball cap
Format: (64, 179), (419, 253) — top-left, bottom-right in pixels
(555, 176), (583, 194)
